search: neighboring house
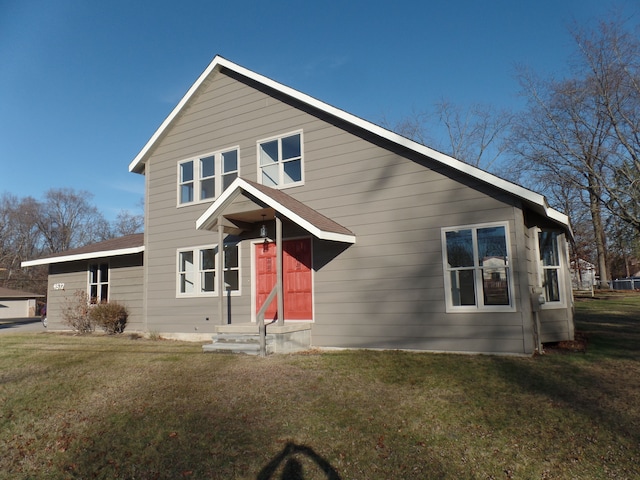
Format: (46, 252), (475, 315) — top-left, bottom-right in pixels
(0, 287), (44, 319)
(570, 259), (596, 291)
(22, 56), (575, 355)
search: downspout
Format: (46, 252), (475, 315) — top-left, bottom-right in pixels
(532, 286), (545, 354)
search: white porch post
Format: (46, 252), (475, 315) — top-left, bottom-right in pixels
(218, 216), (225, 324)
(276, 214), (284, 326)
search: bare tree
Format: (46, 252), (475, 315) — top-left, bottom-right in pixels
(111, 210), (143, 236)
(111, 198), (144, 236)
(510, 15), (640, 287)
(381, 101), (512, 173)
(435, 101), (513, 170)
(2, 188), (139, 294)
(510, 68), (613, 287)
(36, 188), (110, 253)
(572, 17), (640, 232)
(0, 194), (47, 292)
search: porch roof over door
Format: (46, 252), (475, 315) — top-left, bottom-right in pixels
(195, 178), (356, 244)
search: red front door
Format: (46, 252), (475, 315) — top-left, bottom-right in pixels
(255, 238), (313, 321)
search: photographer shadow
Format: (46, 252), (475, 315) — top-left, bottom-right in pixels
(257, 442), (342, 480)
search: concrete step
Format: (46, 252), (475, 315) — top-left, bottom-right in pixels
(202, 332), (273, 355)
(202, 342), (262, 354)
(211, 333), (265, 344)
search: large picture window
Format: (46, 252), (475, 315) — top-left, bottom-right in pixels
(89, 263), (109, 304)
(442, 223), (514, 311)
(538, 231), (562, 303)
(177, 243), (240, 296)
(258, 131), (303, 188)
(178, 148), (239, 205)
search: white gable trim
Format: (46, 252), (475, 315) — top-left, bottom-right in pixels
(130, 55), (570, 231)
(21, 246), (145, 267)
(196, 178), (356, 244)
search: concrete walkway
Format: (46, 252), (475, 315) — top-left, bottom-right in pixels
(0, 317), (47, 334)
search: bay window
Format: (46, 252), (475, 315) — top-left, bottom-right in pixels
(442, 223), (514, 311)
(538, 231), (562, 303)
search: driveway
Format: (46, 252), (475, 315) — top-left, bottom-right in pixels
(0, 318), (47, 334)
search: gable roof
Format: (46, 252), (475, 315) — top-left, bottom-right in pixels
(21, 233), (144, 267)
(0, 287), (44, 299)
(196, 178), (356, 243)
(129, 55), (570, 232)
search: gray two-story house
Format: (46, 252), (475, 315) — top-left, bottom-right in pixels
(23, 55), (574, 355)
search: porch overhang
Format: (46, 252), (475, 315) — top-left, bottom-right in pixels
(195, 178), (356, 244)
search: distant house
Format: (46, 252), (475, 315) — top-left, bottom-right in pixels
(22, 56), (575, 355)
(570, 259), (596, 291)
(0, 287), (44, 319)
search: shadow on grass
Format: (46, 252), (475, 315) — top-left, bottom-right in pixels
(573, 303), (640, 360)
(257, 442), (342, 480)
(489, 297), (640, 446)
(48, 356), (346, 479)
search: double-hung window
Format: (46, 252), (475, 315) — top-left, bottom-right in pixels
(177, 243), (240, 296)
(442, 223), (514, 311)
(89, 263), (109, 304)
(538, 231), (562, 304)
(258, 131), (303, 187)
(178, 148), (239, 205)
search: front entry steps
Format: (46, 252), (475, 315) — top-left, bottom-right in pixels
(202, 332), (272, 355)
(202, 322), (312, 355)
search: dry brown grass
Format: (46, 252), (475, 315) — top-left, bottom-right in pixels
(0, 295), (639, 479)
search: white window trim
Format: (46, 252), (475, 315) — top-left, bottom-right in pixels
(88, 262), (110, 304)
(256, 130), (304, 189)
(176, 243), (241, 298)
(177, 146), (240, 207)
(441, 221), (516, 313)
(534, 228), (568, 309)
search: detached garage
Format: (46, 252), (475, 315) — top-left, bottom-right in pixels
(0, 287), (43, 319)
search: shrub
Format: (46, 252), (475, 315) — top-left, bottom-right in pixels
(89, 301), (128, 334)
(61, 290), (94, 334)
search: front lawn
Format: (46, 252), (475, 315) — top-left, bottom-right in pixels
(0, 294), (639, 479)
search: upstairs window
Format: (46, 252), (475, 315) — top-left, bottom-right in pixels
(178, 148), (239, 205)
(442, 223), (514, 312)
(538, 231), (562, 303)
(89, 263), (109, 304)
(258, 131), (303, 188)
(177, 243), (240, 296)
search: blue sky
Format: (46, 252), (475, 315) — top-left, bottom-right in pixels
(1, 0), (637, 220)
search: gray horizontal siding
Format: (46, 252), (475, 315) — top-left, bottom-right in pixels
(47, 263), (87, 330)
(142, 69), (534, 353)
(108, 255), (144, 332)
(312, 333), (527, 355)
(539, 308), (573, 343)
(46, 254), (143, 333)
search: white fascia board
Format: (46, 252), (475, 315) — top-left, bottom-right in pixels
(128, 57), (223, 173)
(21, 246), (145, 267)
(195, 177), (246, 231)
(196, 178), (356, 244)
(218, 59), (572, 231)
(131, 55), (570, 231)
